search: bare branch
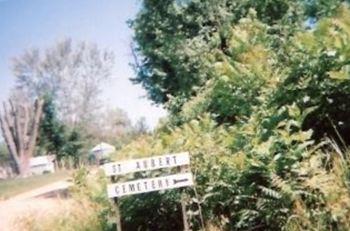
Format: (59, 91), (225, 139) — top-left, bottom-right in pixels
(0, 98), (44, 176)
(0, 106), (20, 173)
(26, 99), (44, 158)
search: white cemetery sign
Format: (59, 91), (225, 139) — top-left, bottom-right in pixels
(107, 172), (193, 198)
(104, 152), (190, 177)
(104, 152), (194, 231)
(104, 152), (193, 198)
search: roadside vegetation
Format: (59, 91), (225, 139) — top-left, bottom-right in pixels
(29, 1), (350, 230)
(0, 170), (70, 200)
(3, 0), (350, 230)
(73, 1), (350, 230)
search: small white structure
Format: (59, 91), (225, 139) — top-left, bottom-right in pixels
(29, 155), (55, 175)
(91, 142), (116, 160)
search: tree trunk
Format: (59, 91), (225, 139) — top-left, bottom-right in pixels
(0, 99), (44, 177)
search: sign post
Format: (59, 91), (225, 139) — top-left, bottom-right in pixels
(179, 165), (190, 231)
(110, 175), (122, 231)
(104, 152), (194, 231)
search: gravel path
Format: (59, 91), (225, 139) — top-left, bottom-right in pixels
(0, 179), (73, 231)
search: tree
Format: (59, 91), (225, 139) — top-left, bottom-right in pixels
(131, 0), (345, 113)
(117, 4), (350, 230)
(85, 107), (133, 144)
(0, 142), (10, 165)
(134, 116), (149, 135)
(12, 38), (115, 126)
(61, 130), (83, 168)
(37, 94), (66, 158)
(0, 98), (44, 176)
(132, 0), (350, 143)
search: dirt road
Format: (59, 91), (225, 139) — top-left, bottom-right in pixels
(0, 179), (73, 231)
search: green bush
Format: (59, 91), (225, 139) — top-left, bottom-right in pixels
(70, 3), (350, 231)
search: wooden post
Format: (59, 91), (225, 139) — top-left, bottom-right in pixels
(111, 176), (122, 231)
(113, 197), (122, 231)
(179, 166), (190, 231)
(104, 152), (194, 231)
(181, 192), (190, 231)
(193, 183), (206, 231)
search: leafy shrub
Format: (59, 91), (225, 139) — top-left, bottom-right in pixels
(69, 3), (350, 231)
(113, 112), (350, 230)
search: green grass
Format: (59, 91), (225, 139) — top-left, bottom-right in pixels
(0, 170), (71, 200)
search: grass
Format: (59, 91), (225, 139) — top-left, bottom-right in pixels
(18, 168), (112, 231)
(18, 198), (107, 231)
(0, 170), (71, 200)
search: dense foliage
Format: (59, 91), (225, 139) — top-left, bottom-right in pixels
(132, 0), (350, 142)
(38, 94), (67, 158)
(69, 1), (350, 231)
(38, 95), (84, 166)
(131, 0), (345, 111)
(109, 1), (350, 230)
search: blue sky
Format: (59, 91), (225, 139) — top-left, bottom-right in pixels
(0, 0), (167, 128)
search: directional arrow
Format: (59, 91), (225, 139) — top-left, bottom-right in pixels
(173, 178), (189, 184)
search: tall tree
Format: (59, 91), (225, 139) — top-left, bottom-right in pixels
(0, 98), (44, 176)
(131, 0), (345, 113)
(61, 130), (83, 168)
(37, 94), (66, 158)
(12, 38), (115, 126)
(87, 107), (132, 141)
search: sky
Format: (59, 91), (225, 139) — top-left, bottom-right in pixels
(0, 0), (167, 129)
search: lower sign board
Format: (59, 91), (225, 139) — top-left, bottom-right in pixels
(107, 172), (193, 198)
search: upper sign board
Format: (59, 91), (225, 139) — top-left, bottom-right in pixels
(103, 152), (190, 176)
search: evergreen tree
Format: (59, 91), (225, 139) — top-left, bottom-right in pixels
(62, 130), (83, 167)
(39, 94), (84, 165)
(38, 94), (66, 158)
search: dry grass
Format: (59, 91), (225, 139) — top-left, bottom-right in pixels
(0, 170), (70, 200)
(16, 198), (105, 231)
